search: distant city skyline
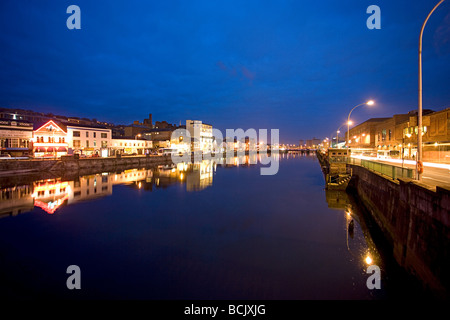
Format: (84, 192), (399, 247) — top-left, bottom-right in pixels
(1, 0), (449, 143)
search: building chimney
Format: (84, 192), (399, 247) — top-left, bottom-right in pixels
(143, 113), (153, 128)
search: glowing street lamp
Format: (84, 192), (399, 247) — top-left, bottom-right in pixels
(346, 100), (375, 149)
(335, 122), (349, 148)
(417, 0), (446, 181)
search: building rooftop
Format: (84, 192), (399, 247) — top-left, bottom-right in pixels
(0, 117), (34, 126)
(147, 127), (176, 132)
(65, 122), (109, 130)
(33, 119), (67, 131)
(111, 136), (149, 140)
(126, 123), (151, 128)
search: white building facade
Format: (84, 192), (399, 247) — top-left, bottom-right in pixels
(110, 138), (152, 155)
(186, 120), (213, 153)
(66, 125), (112, 157)
(0, 119), (33, 157)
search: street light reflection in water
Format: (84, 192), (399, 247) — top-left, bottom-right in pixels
(0, 153), (430, 299)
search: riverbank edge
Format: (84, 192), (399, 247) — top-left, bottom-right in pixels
(0, 150), (293, 177)
(316, 150), (450, 298)
(0, 155), (174, 176)
(346, 164), (450, 298)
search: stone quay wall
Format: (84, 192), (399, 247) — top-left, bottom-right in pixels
(0, 155), (174, 177)
(348, 163), (450, 298)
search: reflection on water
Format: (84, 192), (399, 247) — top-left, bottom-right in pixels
(325, 189), (381, 280)
(0, 152), (428, 299)
(0, 154), (270, 217)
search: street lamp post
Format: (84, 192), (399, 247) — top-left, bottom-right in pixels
(335, 123), (347, 148)
(402, 136), (404, 168)
(417, 0), (445, 181)
(346, 100), (374, 151)
(329, 131), (339, 148)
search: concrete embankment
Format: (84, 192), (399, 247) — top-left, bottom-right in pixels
(316, 150), (449, 297)
(0, 151), (277, 177)
(0, 155), (174, 177)
(347, 163), (450, 298)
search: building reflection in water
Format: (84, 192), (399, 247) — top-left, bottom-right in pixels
(325, 189), (382, 275)
(0, 184), (34, 217)
(0, 153), (313, 218)
(0, 155), (264, 217)
(33, 180), (71, 214)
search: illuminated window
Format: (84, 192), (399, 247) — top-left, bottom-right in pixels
(11, 138), (19, 148)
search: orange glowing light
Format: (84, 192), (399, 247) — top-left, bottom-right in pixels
(34, 182), (69, 193)
(34, 194), (69, 214)
(34, 120), (67, 134)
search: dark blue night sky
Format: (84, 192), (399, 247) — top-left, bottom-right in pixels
(1, 0), (449, 143)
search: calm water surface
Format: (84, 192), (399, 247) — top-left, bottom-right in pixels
(0, 153), (425, 299)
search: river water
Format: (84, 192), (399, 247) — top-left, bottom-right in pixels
(0, 152), (428, 300)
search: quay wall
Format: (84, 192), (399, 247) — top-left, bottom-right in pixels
(0, 150), (284, 177)
(0, 155), (174, 177)
(347, 163), (450, 297)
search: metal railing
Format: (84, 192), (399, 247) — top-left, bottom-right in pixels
(348, 157), (414, 180)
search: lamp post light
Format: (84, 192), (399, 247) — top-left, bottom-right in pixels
(417, 0), (445, 181)
(346, 100), (374, 151)
(347, 115), (357, 150)
(401, 135), (405, 169)
(327, 134), (334, 148)
(335, 123), (348, 149)
(335, 131), (340, 148)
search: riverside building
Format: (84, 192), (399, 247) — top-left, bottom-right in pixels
(0, 118), (33, 157)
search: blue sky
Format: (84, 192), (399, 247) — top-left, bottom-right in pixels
(1, 0), (449, 143)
